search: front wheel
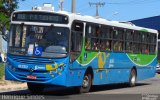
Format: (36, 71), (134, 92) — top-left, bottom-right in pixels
(27, 83), (45, 94)
(129, 69), (137, 87)
(75, 72), (92, 93)
(80, 72), (92, 93)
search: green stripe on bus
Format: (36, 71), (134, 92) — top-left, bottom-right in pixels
(127, 53), (156, 66)
(140, 29), (149, 32)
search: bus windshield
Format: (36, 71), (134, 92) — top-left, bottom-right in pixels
(8, 24), (69, 58)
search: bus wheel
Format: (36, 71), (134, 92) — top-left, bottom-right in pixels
(79, 72), (92, 93)
(27, 83), (45, 94)
(129, 69), (137, 87)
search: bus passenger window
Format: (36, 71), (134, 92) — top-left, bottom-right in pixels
(85, 38), (91, 50)
(100, 40), (111, 51)
(113, 30), (118, 39)
(85, 25), (92, 50)
(106, 28), (112, 39)
(150, 34), (157, 43)
(113, 41), (122, 51)
(126, 30), (133, 41)
(96, 27), (101, 37)
(106, 41), (111, 51)
(118, 42), (123, 51)
(133, 32), (140, 42)
(141, 33), (147, 43)
(100, 40), (106, 51)
(141, 44), (149, 54)
(125, 42), (132, 52)
(149, 45), (156, 54)
(91, 38), (100, 50)
(113, 28), (123, 40)
(132, 43), (139, 53)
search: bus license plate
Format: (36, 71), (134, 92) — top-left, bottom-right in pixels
(27, 75), (37, 80)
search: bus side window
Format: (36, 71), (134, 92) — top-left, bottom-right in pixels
(141, 32), (149, 54)
(93, 26), (101, 50)
(133, 31), (141, 53)
(125, 30), (133, 52)
(102, 26), (114, 40)
(132, 43), (139, 53)
(100, 40), (111, 51)
(85, 24), (101, 51)
(112, 28), (124, 52)
(113, 41), (122, 51)
(85, 25), (92, 50)
(125, 42), (132, 52)
(99, 25), (112, 52)
(149, 34), (157, 54)
(70, 21), (83, 62)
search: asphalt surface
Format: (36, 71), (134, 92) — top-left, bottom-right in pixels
(0, 74), (160, 100)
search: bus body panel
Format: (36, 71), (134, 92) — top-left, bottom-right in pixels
(70, 52), (157, 85)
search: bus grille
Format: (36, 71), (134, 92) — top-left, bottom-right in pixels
(9, 55), (54, 64)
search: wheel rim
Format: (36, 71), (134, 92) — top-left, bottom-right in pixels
(131, 74), (136, 84)
(82, 75), (89, 88)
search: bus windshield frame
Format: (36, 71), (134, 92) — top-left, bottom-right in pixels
(8, 24), (70, 58)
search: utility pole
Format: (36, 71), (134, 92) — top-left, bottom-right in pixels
(59, 0), (64, 11)
(71, 0), (75, 13)
(89, 2), (105, 17)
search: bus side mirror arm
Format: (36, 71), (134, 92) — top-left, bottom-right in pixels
(1, 20), (10, 42)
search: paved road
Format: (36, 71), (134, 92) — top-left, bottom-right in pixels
(90, 74), (160, 94)
(0, 74), (160, 100)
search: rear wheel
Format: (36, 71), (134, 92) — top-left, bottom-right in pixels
(129, 69), (137, 87)
(27, 83), (45, 94)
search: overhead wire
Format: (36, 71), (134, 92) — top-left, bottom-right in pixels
(107, 0), (160, 5)
(77, 0), (160, 14)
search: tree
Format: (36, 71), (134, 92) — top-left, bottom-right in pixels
(0, 0), (25, 15)
(0, 0), (25, 31)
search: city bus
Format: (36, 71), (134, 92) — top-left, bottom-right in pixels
(3, 4), (158, 93)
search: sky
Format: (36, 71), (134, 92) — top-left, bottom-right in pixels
(18, 0), (160, 21)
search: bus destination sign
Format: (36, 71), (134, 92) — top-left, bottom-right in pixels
(12, 12), (68, 24)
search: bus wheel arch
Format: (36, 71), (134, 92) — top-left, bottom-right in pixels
(86, 67), (94, 83)
(129, 67), (137, 87)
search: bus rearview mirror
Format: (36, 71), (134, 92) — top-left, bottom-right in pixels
(1, 20), (10, 42)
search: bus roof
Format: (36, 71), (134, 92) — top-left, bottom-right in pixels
(12, 10), (158, 34)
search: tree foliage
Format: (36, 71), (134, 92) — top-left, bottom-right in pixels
(0, 0), (25, 15)
(0, 0), (24, 31)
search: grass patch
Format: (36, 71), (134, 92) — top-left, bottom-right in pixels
(0, 63), (5, 80)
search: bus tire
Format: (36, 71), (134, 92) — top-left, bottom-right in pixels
(79, 71), (92, 93)
(27, 83), (45, 94)
(129, 69), (137, 87)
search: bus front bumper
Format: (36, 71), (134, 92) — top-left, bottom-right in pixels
(5, 66), (67, 86)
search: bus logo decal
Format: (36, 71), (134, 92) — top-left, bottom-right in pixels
(97, 52), (110, 69)
(29, 68), (34, 72)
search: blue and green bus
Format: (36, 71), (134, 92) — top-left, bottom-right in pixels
(4, 5), (158, 93)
